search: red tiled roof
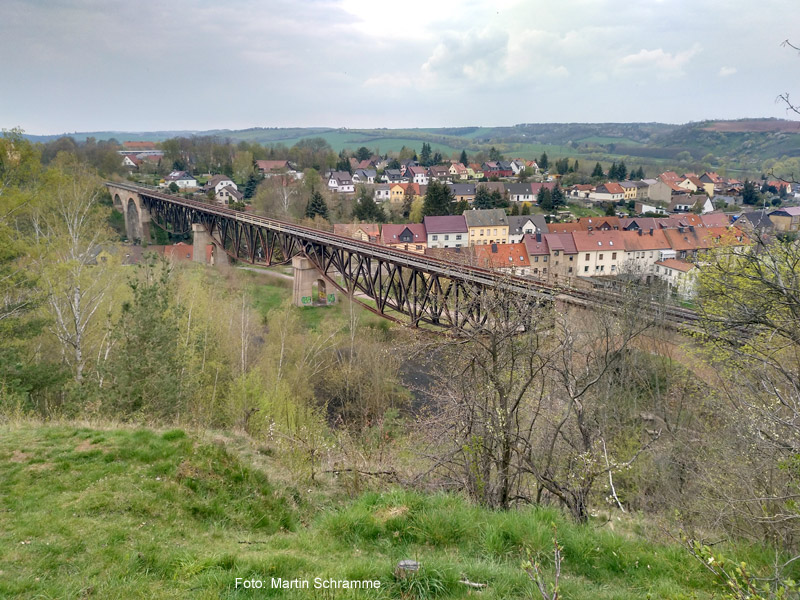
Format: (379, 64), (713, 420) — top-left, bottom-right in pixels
(380, 223), (426, 245)
(473, 243), (531, 269)
(572, 230), (624, 252)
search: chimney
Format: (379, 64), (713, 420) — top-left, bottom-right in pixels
(491, 243), (498, 253)
(536, 232), (542, 242)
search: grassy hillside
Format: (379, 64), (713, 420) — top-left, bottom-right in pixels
(1, 423), (781, 599)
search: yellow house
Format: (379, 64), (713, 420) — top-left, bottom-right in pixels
(463, 208), (510, 246)
(390, 183), (423, 205)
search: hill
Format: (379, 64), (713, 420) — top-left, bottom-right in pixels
(20, 119), (800, 174)
(0, 422), (780, 599)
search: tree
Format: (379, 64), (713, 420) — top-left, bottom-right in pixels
(168, 182), (179, 194)
(693, 239), (800, 571)
(243, 173), (260, 200)
(336, 151), (351, 174)
(355, 146), (371, 162)
(551, 185), (565, 209)
(473, 186), (494, 210)
(419, 143), (432, 167)
(539, 152), (549, 171)
(592, 162), (604, 178)
(617, 160), (628, 180)
(742, 179), (760, 206)
(521, 202), (531, 215)
(35, 162), (118, 385)
(489, 146), (503, 162)
(402, 186), (415, 219)
(352, 186), (385, 222)
(509, 203), (520, 216)
(459, 150), (469, 166)
(604, 202), (617, 216)
(608, 162), (619, 180)
(422, 179), (453, 216)
(538, 186), (553, 211)
(305, 189), (329, 220)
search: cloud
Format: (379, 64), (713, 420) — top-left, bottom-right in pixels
(619, 44), (701, 77)
(719, 66), (737, 77)
(421, 29), (510, 85)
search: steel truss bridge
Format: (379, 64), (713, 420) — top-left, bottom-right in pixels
(106, 182), (700, 332)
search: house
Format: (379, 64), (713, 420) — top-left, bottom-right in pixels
(699, 212), (731, 228)
(373, 184), (391, 203)
(572, 230), (625, 276)
(327, 171), (354, 193)
(121, 154), (142, 169)
(255, 160), (293, 176)
(735, 211), (774, 236)
(162, 242), (194, 262)
(477, 181), (507, 196)
(678, 176), (704, 194)
(333, 223), (380, 242)
(429, 165), (451, 181)
(523, 233), (551, 278)
(510, 159), (527, 175)
(463, 208), (509, 246)
(669, 195), (713, 214)
(543, 232), (578, 280)
(568, 184), (594, 200)
(590, 183), (625, 203)
(449, 163), (469, 180)
(653, 259), (697, 298)
(423, 215), (468, 248)
(618, 217), (664, 231)
(162, 171), (197, 189)
(204, 174), (236, 193)
(634, 201), (667, 216)
(508, 215), (548, 243)
(382, 169), (407, 184)
(620, 180), (650, 200)
(448, 183), (476, 203)
(380, 223), (427, 253)
(217, 185), (243, 204)
(473, 243), (531, 274)
(506, 183), (535, 203)
(399, 159), (417, 176)
(352, 169), (377, 184)
(468, 164), (485, 179)
(619, 228), (674, 279)
(768, 206), (800, 232)
(577, 216), (620, 231)
(407, 165), (429, 185)
(389, 183), (424, 205)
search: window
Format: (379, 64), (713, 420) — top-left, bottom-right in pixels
(599, 254), (603, 260)
(543, 256), (548, 262)
(585, 253), (590, 260)
(569, 267), (573, 273)
(493, 229), (497, 235)
(611, 265), (616, 272)
(612, 252), (616, 260)
(480, 229), (484, 236)
(432, 235), (438, 240)
(534, 256), (539, 262)
(415, 245), (422, 250)
(584, 266), (589, 272)
(456, 234), (462, 240)
(554, 250), (560, 256)
(444, 235), (449, 241)
(569, 256), (573, 262)
(543, 268), (547, 274)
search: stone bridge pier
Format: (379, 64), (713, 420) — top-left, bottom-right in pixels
(109, 185), (151, 243)
(191, 223), (228, 266)
(292, 256), (335, 307)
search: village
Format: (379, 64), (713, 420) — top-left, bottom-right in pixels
(117, 141), (799, 300)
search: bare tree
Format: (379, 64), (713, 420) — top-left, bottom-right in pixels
(33, 163), (117, 383)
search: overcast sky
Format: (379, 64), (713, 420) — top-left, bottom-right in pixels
(2, 0), (799, 134)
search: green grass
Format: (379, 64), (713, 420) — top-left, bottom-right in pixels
(1, 423), (788, 599)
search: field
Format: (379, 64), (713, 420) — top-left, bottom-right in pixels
(1, 422), (777, 599)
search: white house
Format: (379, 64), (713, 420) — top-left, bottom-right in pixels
(327, 171), (354, 193)
(162, 171), (197, 189)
